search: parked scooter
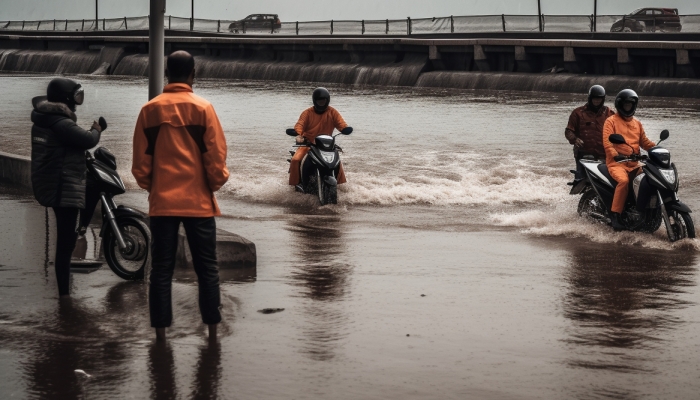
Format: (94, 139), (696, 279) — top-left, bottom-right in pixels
(85, 145), (150, 279)
(285, 128), (352, 205)
(571, 129), (694, 241)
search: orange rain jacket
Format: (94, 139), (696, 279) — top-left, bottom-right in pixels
(289, 106), (348, 186)
(602, 114), (656, 213)
(132, 83), (229, 217)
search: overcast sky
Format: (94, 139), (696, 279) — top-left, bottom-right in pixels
(2, 0), (699, 22)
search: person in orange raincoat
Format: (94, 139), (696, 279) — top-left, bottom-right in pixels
(602, 89), (656, 231)
(132, 51), (229, 341)
(289, 87), (352, 190)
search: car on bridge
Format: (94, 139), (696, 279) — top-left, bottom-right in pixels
(228, 14), (281, 33)
(610, 8), (681, 32)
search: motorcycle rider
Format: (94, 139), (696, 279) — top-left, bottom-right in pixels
(30, 78), (104, 297)
(602, 89), (656, 231)
(289, 87), (352, 191)
(565, 85), (615, 182)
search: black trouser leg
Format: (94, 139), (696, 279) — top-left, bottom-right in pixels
(52, 207), (80, 296)
(149, 217), (181, 328)
(182, 217), (221, 325)
(79, 185), (101, 229)
(575, 157), (586, 180)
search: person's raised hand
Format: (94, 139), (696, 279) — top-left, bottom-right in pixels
(91, 120), (102, 132)
(574, 138), (584, 148)
(295, 135), (305, 144)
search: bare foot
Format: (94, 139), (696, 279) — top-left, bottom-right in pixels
(155, 327), (166, 342)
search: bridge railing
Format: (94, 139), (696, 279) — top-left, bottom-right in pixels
(2, 14), (700, 34)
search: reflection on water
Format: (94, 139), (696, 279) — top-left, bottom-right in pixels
(562, 241), (697, 373)
(286, 209), (353, 361)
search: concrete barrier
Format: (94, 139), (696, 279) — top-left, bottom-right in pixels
(0, 150), (256, 269)
(0, 151), (31, 190)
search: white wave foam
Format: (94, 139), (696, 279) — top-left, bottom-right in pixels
(491, 199), (700, 251)
(220, 152), (570, 207)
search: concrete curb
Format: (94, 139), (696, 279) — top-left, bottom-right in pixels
(0, 150), (256, 269)
(0, 151), (31, 190)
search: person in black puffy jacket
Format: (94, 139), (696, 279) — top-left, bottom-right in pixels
(31, 78), (103, 297)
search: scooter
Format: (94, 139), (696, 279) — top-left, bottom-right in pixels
(85, 146), (150, 279)
(285, 127), (352, 205)
(570, 129), (694, 241)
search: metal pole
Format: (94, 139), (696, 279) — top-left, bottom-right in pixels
(502, 14), (506, 32)
(330, 20), (333, 35)
(191, 0), (194, 31)
(451, 15), (454, 33)
(362, 20), (365, 35)
(149, 0), (165, 100)
(593, 0), (597, 32)
(95, 0), (98, 30)
(537, 0), (542, 32)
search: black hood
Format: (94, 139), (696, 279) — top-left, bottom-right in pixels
(31, 96), (77, 128)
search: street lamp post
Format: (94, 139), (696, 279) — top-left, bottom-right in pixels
(593, 0), (598, 32)
(149, 0), (165, 100)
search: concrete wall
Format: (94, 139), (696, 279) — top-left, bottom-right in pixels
(0, 150), (31, 190)
(2, 34), (700, 96)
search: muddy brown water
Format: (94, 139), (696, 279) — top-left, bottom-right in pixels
(1, 74), (699, 399)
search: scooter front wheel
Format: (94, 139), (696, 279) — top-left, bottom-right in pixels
(669, 211), (695, 241)
(103, 217), (150, 280)
(316, 171), (337, 205)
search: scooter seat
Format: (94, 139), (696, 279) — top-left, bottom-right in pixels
(597, 164), (618, 188)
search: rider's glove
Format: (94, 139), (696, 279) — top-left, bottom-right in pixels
(614, 155), (627, 162)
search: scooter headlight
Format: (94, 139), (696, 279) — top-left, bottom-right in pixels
(660, 168), (676, 185)
(320, 151), (335, 164)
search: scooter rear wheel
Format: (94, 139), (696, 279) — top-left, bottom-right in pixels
(103, 217), (150, 280)
(577, 188), (606, 221)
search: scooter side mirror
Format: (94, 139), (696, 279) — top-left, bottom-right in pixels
(340, 126), (353, 135)
(659, 129), (669, 142)
(286, 128), (297, 136)
(609, 134), (627, 145)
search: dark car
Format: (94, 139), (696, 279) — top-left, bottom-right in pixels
(229, 14), (281, 33)
(611, 8), (681, 32)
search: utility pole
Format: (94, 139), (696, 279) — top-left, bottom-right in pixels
(593, 0), (598, 32)
(537, 0), (543, 32)
(149, 0), (165, 100)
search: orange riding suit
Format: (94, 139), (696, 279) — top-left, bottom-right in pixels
(132, 83), (229, 217)
(602, 114), (655, 214)
(289, 106), (348, 186)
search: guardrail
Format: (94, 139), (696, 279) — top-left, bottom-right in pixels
(2, 14), (699, 34)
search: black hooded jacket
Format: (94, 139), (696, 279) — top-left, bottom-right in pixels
(30, 96), (100, 208)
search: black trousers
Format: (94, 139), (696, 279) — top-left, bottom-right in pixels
(149, 216), (221, 328)
(50, 186), (101, 296)
(51, 207), (79, 296)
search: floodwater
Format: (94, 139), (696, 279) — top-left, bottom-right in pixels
(1, 74), (700, 399)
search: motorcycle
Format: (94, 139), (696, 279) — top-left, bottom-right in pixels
(85, 146), (150, 279)
(570, 129), (694, 241)
(285, 128), (352, 205)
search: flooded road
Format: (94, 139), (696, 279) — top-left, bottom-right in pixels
(1, 74), (699, 399)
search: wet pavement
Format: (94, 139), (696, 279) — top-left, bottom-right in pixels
(1, 189), (699, 399)
(1, 75), (700, 399)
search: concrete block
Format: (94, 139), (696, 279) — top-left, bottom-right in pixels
(514, 46), (527, 61)
(675, 49), (695, 78)
(0, 151), (32, 190)
(514, 45), (534, 73)
(473, 44), (490, 72)
(676, 49), (690, 65)
(176, 227), (257, 269)
(617, 48), (630, 64)
(429, 45), (441, 60)
(563, 46), (580, 73)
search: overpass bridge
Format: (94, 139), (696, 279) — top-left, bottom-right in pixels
(1, 29), (700, 98)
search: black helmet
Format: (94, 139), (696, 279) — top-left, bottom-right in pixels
(47, 78), (84, 111)
(614, 89), (639, 118)
(587, 85), (606, 112)
(312, 87), (330, 114)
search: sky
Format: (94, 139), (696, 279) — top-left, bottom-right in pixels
(1, 0), (699, 22)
